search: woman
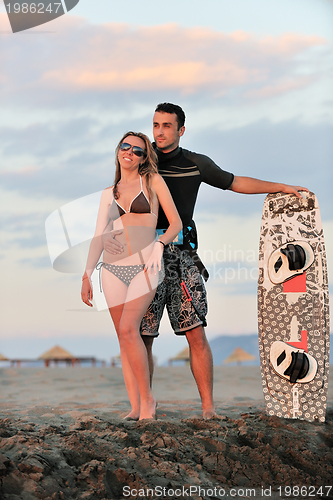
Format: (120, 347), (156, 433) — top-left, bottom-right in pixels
(81, 132), (182, 420)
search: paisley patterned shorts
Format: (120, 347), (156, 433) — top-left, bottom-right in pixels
(140, 245), (207, 336)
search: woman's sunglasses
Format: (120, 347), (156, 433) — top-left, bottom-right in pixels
(120, 142), (146, 158)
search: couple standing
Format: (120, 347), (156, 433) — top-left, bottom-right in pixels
(81, 102), (307, 421)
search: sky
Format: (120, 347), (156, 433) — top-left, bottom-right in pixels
(0, 0), (332, 365)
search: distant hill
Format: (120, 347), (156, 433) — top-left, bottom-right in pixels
(209, 334), (333, 366)
(209, 334), (260, 366)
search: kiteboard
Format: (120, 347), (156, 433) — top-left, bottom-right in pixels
(258, 191), (330, 422)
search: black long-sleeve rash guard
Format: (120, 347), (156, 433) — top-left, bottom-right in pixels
(155, 146), (234, 229)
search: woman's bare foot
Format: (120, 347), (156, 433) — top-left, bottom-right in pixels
(139, 398), (157, 420)
(122, 410), (140, 421)
(203, 408), (217, 420)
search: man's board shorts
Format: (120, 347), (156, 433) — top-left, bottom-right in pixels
(140, 245), (207, 336)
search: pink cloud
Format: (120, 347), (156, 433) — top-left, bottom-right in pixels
(0, 166), (40, 177)
(1, 16), (328, 98)
(244, 76), (317, 99)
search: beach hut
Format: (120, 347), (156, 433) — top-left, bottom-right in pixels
(223, 347), (255, 365)
(38, 345), (99, 367)
(38, 345), (76, 367)
(168, 347), (190, 366)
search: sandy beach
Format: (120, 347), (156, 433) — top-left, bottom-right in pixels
(1, 366), (332, 499)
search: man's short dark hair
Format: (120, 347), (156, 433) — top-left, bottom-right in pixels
(155, 103), (185, 130)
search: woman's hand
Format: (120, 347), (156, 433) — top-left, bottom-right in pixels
(144, 241), (164, 276)
(103, 230), (124, 255)
(81, 277), (93, 307)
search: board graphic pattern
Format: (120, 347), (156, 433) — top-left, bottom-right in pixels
(258, 192), (330, 422)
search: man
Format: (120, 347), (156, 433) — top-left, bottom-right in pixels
(107, 103), (307, 418)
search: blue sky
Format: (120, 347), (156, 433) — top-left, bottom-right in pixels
(0, 0), (332, 364)
(72, 0), (333, 37)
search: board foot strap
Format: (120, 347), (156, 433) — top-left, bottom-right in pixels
(284, 351), (309, 384)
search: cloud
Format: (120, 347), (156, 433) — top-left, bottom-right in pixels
(0, 116), (99, 158)
(0, 152), (112, 199)
(0, 116), (116, 198)
(1, 118), (331, 226)
(188, 119), (333, 218)
(1, 16), (328, 104)
(0, 211), (49, 252)
(244, 76), (316, 99)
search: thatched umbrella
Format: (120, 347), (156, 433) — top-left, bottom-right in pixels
(0, 353), (8, 361)
(169, 347), (190, 365)
(224, 347), (255, 365)
(38, 345), (75, 367)
(39, 345), (74, 359)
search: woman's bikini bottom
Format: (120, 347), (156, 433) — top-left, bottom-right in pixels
(96, 262), (144, 288)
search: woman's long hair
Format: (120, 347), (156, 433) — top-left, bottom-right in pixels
(113, 132), (158, 207)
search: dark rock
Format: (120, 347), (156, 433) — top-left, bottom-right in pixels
(0, 408), (332, 499)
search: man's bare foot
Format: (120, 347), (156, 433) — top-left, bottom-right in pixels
(203, 408), (217, 420)
(122, 411), (139, 421)
(139, 399), (157, 421)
